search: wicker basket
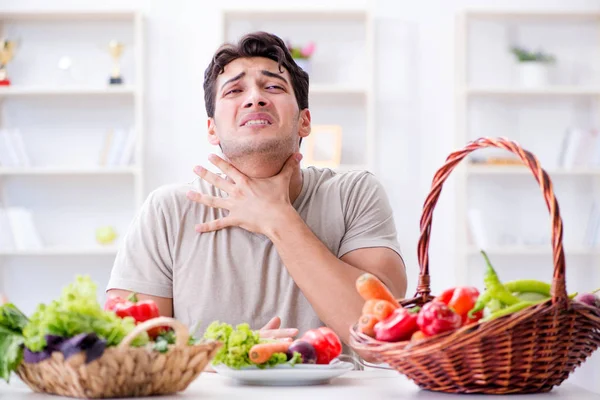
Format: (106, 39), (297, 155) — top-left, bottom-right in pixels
(16, 317), (222, 398)
(349, 137), (600, 394)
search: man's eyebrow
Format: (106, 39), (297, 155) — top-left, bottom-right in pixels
(261, 70), (288, 85)
(220, 72), (245, 91)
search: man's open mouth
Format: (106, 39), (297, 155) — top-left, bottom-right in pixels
(242, 119), (272, 127)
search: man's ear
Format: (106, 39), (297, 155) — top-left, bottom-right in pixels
(298, 109), (311, 139)
(207, 118), (220, 145)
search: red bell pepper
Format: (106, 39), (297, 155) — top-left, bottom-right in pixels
(434, 286), (483, 325)
(373, 306), (420, 342)
(104, 293), (166, 339)
(300, 327), (342, 364)
(416, 301), (462, 337)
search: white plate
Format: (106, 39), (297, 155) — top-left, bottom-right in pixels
(212, 360), (355, 386)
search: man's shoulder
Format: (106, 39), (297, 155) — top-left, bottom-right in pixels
(306, 166), (381, 191)
(144, 179), (204, 208)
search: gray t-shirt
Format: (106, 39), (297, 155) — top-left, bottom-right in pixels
(107, 167), (402, 338)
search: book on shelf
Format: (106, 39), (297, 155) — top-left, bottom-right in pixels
(98, 127), (136, 167)
(557, 128), (600, 169)
(0, 207), (44, 251)
(467, 208), (490, 250)
(584, 201), (600, 247)
(0, 129), (31, 168)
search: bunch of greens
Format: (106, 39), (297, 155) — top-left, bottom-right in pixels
(0, 304), (29, 382)
(23, 276), (148, 352)
(203, 321), (300, 369)
(510, 46), (556, 63)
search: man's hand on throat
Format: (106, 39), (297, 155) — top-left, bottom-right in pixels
(187, 152), (302, 237)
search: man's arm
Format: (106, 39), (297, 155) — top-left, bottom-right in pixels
(105, 289), (174, 317)
(266, 208), (407, 346)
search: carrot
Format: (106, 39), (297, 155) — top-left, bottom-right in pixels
(249, 342), (290, 364)
(357, 314), (380, 337)
(362, 299), (379, 315)
(356, 273), (400, 307)
(372, 300), (398, 320)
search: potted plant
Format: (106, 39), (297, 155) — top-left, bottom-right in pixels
(510, 46), (556, 87)
(287, 41), (315, 74)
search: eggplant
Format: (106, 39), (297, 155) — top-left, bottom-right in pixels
(575, 293), (600, 308)
(286, 340), (317, 364)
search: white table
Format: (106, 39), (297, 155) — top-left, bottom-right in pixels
(1, 370), (598, 400)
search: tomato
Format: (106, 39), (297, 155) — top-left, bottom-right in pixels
(300, 327), (342, 364)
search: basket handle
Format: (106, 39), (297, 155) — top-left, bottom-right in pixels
(118, 317), (190, 349)
(416, 137), (568, 305)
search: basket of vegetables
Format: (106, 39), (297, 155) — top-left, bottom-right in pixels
(349, 137), (600, 394)
(1, 276), (221, 399)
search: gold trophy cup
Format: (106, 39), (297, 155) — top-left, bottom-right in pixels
(0, 40), (16, 86)
(108, 40), (124, 85)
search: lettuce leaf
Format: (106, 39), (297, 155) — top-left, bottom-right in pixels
(203, 321), (298, 369)
(23, 276), (148, 352)
(0, 324), (24, 382)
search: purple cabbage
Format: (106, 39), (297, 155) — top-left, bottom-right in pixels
(23, 333), (106, 364)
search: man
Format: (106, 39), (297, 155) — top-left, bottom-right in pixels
(106, 31), (407, 352)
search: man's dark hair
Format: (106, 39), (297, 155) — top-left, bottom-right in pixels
(203, 31), (309, 118)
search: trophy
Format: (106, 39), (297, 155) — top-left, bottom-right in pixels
(0, 40), (16, 86)
(108, 40), (124, 85)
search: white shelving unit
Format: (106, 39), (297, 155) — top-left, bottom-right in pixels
(220, 7), (375, 173)
(0, 10), (144, 313)
(456, 10), (600, 392)
(455, 9), (600, 283)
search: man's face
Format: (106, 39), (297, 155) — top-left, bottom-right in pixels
(207, 57), (310, 162)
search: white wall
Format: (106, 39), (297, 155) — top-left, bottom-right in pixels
(1, 0), (599, 393)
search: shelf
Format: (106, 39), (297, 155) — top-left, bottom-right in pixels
(464, 86), (600, 96)
(0, 86), (136, 97)
(0, 11), (137, 21)
(310, 85), (367, 95)
(0, 167), (140, 176)
(222, 8), (368, 21)
(466, 165), (600, 176)
(0, 246), (119, 256)
(464, 10), (600, 21)
(467, 246), (600, 256)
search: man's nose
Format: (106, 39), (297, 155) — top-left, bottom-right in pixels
(243, 87), (269, 108)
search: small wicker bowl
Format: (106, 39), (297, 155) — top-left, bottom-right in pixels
(17, 317), (222, 398)
(350, 137), (600, 394)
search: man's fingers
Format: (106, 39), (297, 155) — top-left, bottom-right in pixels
(209, 154), (247, 184)
(195, 217), (234, 233)
(278, 153), (302, 180)
(261, 316), (281, 331)
(259, 328), (299, 339)
(187, 191), (230, 209)
(193, 165), (235, 194)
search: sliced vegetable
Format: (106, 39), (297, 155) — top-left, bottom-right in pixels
(356, 273), (400, 307)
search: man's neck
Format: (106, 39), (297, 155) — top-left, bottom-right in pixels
(227, 157), (304, 204)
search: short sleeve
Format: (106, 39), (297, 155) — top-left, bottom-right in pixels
(338, 172), (403, 259)
(106, 188), (174, 297)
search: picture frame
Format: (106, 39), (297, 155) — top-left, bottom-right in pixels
(304, 124), (343, 168)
